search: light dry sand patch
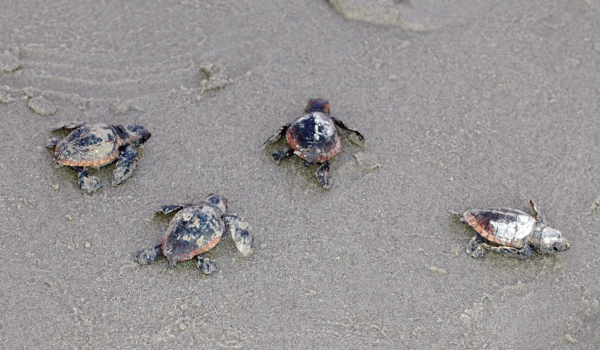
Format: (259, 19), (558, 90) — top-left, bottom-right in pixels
(28, 96), (57, 115)
(0, 49), (22, 73)
(326, 0), (435, 31)
(0, 85), (15, 104)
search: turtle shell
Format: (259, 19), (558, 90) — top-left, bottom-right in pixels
(54, 124), (121, 168)
(464, 208), (536, 248)
(161, 204), (224, 265)
(286, 112), (342, 164)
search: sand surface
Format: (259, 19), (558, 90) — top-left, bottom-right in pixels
(1, 0), (600, 348)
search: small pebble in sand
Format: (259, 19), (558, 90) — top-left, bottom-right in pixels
(589, 197), (600, 212)
(397, 41), (411, 50)
(0, 86), (15, 104)
(564, 334), (578, 344)
(371, 58), (384, 70)
(179, 0), (199, 8)
(66, 215), (73, 221)
(427, 265), (447, 275)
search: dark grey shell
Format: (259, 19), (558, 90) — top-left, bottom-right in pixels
(285, 112), (342, 164)
(161, 203), (224, 265)
(54, 124), (121, 168)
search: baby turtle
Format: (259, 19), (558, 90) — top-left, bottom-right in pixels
(263, 99), (365, 189)
(135, 194), (254, 275)
(451, 199), (570, 259)
(45, 122), (151, 193)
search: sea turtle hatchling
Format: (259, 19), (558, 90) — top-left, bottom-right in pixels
(135, 194), (254, 275)
(451, 199), (570, 259)
(45, 122), (151, 193)
(263, 99), (365, 189)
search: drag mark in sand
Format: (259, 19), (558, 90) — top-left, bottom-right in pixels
(565, 288), (600, 346)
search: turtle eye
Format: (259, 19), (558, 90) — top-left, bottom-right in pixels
(210, 197), (220, 204)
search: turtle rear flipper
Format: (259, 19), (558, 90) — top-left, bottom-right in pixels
(272, 149), (294, 164)
(263, 123), (290, 148)
(75, 167), (101, 193)
(316, 161), (331, 189)
(332, 117), (365, 146)
(482, 243), (534, 260)
(224, 215), (254, 257)
(112, 145), (139, 186)
(466, 234), (486, 258)
(197, 256), (217, 275)
(136, 244), (162, 264)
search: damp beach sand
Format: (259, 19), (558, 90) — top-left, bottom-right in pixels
(1, 0), (600, 348)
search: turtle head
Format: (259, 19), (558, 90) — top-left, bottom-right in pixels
(305, 99), (330, 115)
(205, 194), (227, 214)
(538, 227), (570, 254)
(123, 124), (151, 147)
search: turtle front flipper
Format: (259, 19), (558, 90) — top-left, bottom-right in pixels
(316, 161), (331, 189)
(528, 199), (545, 223)
(136, 244), (162, 264)
(332, 117), (365, 146)
(158, 204), (191, 215)
(112, 145), (139, 186)
(272, 149), (294, 164)
(51, 122), (85, 132)
(74, 167), (102, 193)
(197, 256), (217, 275)
(45, 137), (62, 149)
(466, 234), (486, 258)
(263, 123), (290, 148)
(482, 243), (534, 260)
(223, 215), (254, 257)
(448, 210), (467, 223)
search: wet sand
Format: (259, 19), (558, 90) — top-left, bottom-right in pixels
(1, 0), (600, 348)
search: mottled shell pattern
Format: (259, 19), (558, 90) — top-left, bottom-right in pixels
(54, 124), (122, 168)
(161, 196), (227, 266)
(286, 103), (342, 164)
(463, 208), (535, 249)
(462, 207), (570, 253)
